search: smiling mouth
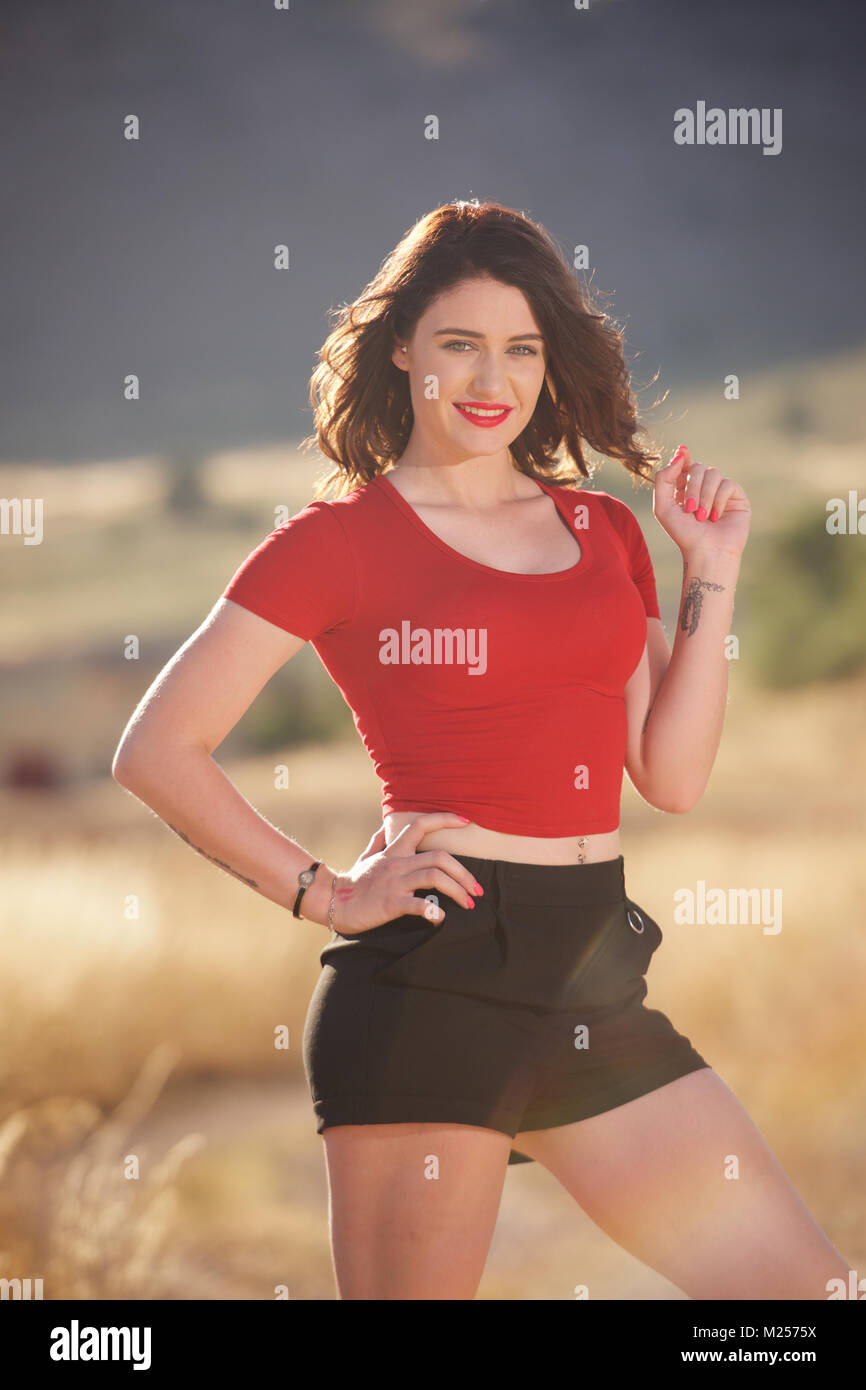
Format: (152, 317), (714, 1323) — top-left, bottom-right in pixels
(453, 403), (514, 427)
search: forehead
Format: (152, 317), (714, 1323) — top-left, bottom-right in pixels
(420, 277), (541, 333)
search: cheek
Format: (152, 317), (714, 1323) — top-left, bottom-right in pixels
(419, 359), (465, 405)
(522, 363), (548, 403)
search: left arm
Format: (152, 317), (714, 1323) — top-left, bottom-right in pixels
(624, 445), (750, 814)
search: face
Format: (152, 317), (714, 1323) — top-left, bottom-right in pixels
(391, 276), (548, 460)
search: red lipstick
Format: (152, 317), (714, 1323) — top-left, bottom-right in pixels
(453, 402), (514, 428)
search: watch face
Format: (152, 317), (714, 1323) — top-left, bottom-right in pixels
(299, 870), (314, 887)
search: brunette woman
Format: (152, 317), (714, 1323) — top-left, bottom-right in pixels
(113, 200), (849, 1301)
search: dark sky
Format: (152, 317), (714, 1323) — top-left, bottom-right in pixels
(2, 0), (864, 460)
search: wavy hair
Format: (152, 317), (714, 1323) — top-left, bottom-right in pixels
(301, 199), (661, 499)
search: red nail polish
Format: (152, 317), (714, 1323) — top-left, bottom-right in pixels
(473, 881), (484, 895)
(685, 497), (698, 513)
(696, 505), (707, 521)
(710, 508), (719, 522)
(467, 898), (475, 909)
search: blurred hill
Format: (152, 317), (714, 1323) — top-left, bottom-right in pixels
(1, 0), (864, 460)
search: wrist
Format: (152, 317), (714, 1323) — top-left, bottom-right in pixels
(295, 863), (341, 928)
(681, 547), (742, 580)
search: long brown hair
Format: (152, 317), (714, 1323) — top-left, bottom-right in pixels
(301, 199), (661, 499)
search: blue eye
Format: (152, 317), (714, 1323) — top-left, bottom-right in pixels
(444, 340), (539, 356)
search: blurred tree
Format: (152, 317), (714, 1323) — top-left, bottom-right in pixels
(775, 391), (815, 438)
(748, 504), (866, 687)
(165, 451), (207, 516)
(218, 650), (351, 755)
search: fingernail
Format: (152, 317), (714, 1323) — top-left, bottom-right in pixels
(473, 881), (484, 895)
(710, 508), (719, 522)
(670, 445), (685, 463)
(466, 897), (475, 909)
(696, 505), (707, 521)
(685, 497), (698, 513)
(457, 815), (470, 822)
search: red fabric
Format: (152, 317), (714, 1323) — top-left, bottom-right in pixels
(221, 473), (661, 836)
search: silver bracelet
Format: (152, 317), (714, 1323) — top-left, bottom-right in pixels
(327, 875), (338, 931)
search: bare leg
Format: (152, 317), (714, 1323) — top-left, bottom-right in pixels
(513, 1069), (850, 1300)
(322, 1121), (512, 1299)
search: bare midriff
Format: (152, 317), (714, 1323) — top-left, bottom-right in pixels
(383, 811), (621, 866)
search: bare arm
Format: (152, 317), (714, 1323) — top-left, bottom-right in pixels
(112, 598), (340, 927)
(113, 597), (480, 931)
(624, 546), (741, 814)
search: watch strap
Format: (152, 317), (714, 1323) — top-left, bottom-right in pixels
(292, 860), (322, 919)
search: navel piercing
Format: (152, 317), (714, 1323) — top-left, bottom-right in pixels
(577, 835), (588, 864)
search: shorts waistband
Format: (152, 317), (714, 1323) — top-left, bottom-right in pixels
(449, 852), (626, 910)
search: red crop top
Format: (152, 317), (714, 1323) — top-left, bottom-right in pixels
(221, 472), (661, 837)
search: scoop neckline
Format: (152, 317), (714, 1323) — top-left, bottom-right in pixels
(372, 472), (593, 582)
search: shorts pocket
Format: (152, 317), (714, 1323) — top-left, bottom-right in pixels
(371, 896), (500, 992)
(564, 896), (663, 1009)
(624, 897), (664, 953)
(320, 910), (437, 972)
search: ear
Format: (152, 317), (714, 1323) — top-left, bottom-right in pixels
(391, 341), (409, 372)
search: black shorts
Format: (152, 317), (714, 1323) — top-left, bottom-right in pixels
(302, 853), (710, 1165)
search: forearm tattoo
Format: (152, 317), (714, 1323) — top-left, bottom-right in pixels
(167, 821), (259, 888)
(680, 575), (726, 637)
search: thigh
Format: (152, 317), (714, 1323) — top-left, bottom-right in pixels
(514, 1068), (850, 1300)
(323, 1121), (512, 1299)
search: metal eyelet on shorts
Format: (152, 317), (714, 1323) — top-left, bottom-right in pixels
(626, 907), (645, 934)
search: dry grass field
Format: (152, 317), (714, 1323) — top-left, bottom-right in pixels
(1, 346), (864, 1298)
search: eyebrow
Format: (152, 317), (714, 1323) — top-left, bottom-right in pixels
(432, 328), (545, 342)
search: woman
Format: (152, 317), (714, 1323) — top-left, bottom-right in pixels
(113, 199), (849, 1301)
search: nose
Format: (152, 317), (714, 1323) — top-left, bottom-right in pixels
(468, 353), (508, 397)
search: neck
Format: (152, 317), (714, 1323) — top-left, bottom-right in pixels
(386, 451), (535, 507)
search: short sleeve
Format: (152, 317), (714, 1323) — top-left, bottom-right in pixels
(599, 494), (661, 620)
(221, 501), (356, 640)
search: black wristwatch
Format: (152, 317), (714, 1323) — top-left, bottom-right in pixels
(293, 860), (322, 919)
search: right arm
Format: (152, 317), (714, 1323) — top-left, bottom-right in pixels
(112, 598), (478, 931)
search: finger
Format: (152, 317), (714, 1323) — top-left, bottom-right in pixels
(397, 894), (448, 923)
(390, 811), (472, 854)
(678, 449), (707, 514)
(396, 863), (479, 913)
(358, 823), (388, 860)
(655, 445), (690, 496)
(707, 477), (738, 522)
(693, 465), (723, 522)
(409, 850), (484, 902)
